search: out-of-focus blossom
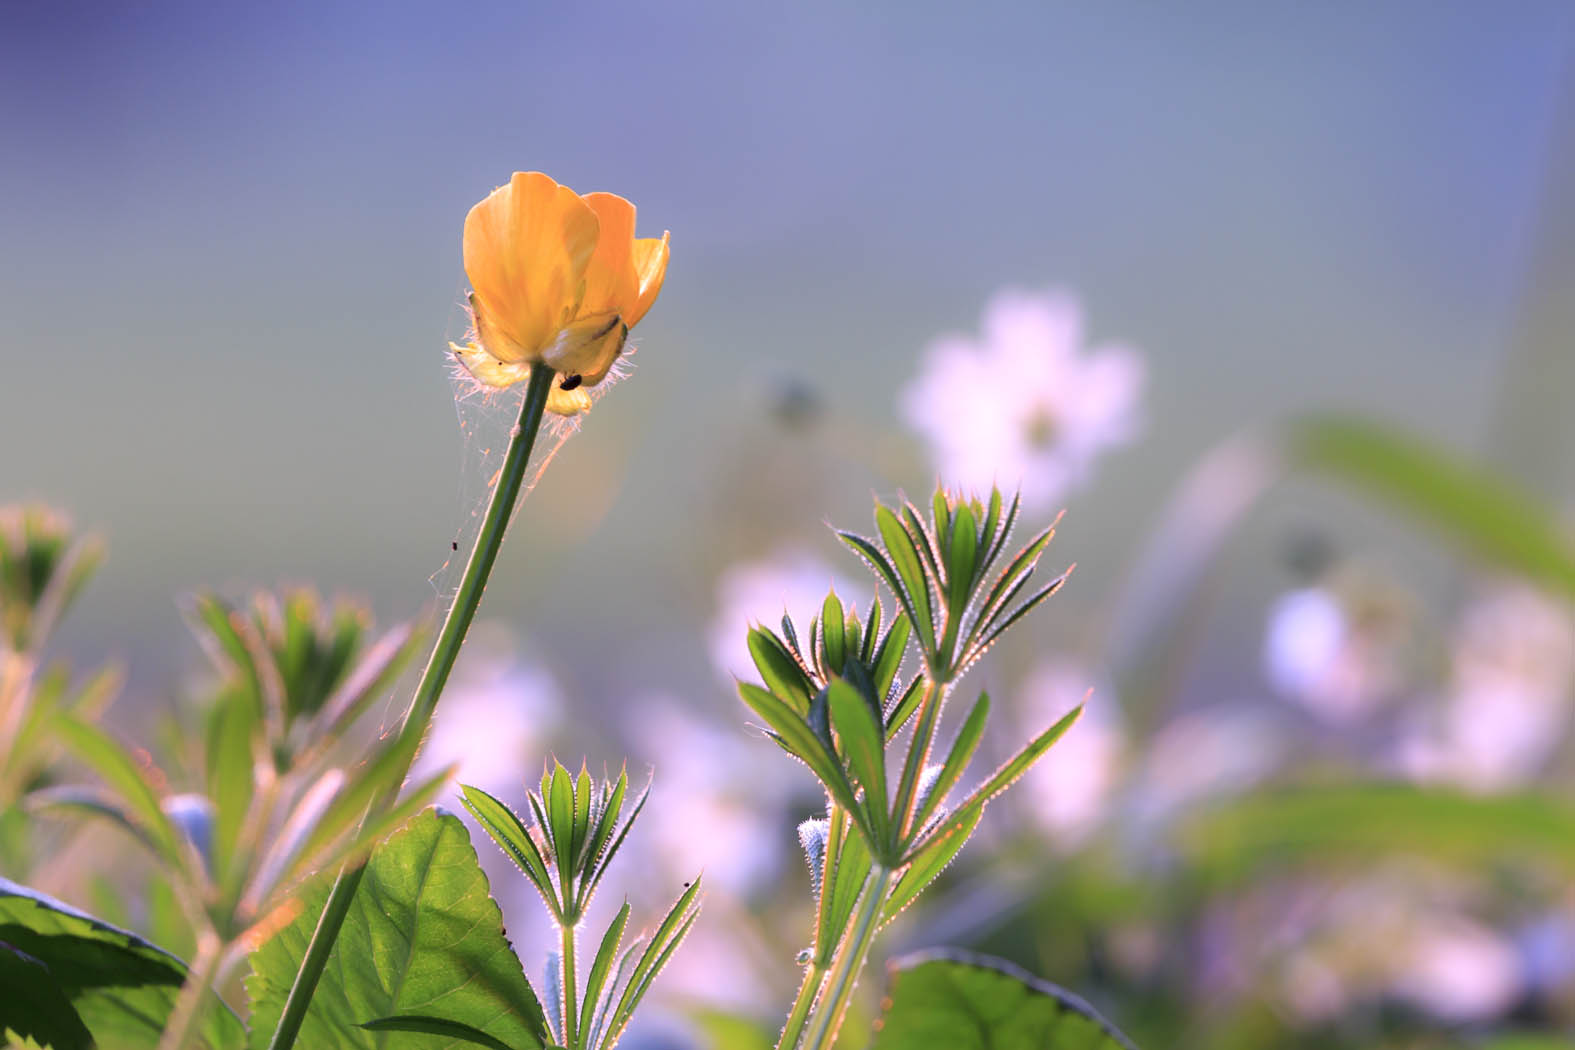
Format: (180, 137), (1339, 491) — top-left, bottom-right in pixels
(1015, 660), (1124, 844)
(1393, 917), (1523, 1022)
(1264, 873), (1522, 1025)
(412, 622), (563, 800)
(707, 549), (860, 682)
(623, 697), (800, 898)
(1397, 583), (1575, 791)
(1262, 572), (1412, 724)
(451, 171), (670, 416)
(899, 290), (1143, 513)
(1133, 705), (1284, 826)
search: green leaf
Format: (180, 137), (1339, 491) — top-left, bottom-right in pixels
(871, 615), (911, 709)
(908, 705), (1082, 861)
(747, 628), (813, 716)
(944, 502), (979, 628)
(1287, 416), (1575, 600)
(245, 808), (549, 1050)
(819, 591), (847, 676)
(359, 1015), (517, 1050)
(736, 683), (869, 838)
(206, 692), (258, 895)
(53, 715), (184, 869)
(599, 876), (703, 1049)
(827, 680), (890, 852)
(881, 805), (981, 926)
(462, 784), (556, 903)
(817, 809), (871, 965)
(0, 877), (244, 1049)
(875, 507), (937, 656)
(547, 762), (576, 877)
(912, 691), (990, 834)
(870, 949), (1137, 1050)
(579, 899), (631, 1041)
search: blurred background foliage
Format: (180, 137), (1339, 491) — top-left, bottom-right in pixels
(4, 2), (1575, 1048)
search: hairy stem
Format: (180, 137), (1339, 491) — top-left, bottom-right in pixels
(562, 920), (580, 1048)
(775, 959), (827, 1050)
(798, 866), (893, 1050)
(265, 365), (558, 1050)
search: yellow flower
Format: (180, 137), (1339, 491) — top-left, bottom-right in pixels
(451, 171), (670, 415)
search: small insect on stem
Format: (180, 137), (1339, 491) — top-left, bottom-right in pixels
(558, 373), (583, 391)
(451, 541), (458, 551)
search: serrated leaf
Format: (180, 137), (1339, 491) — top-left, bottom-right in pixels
(245, 808), (549, 1050)
(871, 949), (1138, 1049)
(0, 877), (244, 1049)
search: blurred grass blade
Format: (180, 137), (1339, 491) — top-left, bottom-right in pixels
(53, 715), (184, 869)
(1287, 415), (1575, 599)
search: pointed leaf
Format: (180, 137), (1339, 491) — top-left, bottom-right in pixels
(820, 591), (847, 675)
(736, 683), (869, 839)
(875, 507), (937, 654)
(747, 628), (814, 716)
(579, 900), (631, 1040)
(882, 806), (981, 926)
(911, 691), (990, 835)
(460, 784), (556, 903)
(908, 705), (1083, 860)
(827, 679), (890, 852)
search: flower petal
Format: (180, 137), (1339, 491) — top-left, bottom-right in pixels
(540, 310), (627, 384)
(450, 341), (530, 389)
(625, 232), (670, 328)
(579, 192), (639, 324)
(463, 172), (599, 362)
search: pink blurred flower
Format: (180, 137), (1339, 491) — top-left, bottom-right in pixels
(899, 290), (1143, 513)
(1015, 660), (1124, 844)
(1396, 584), (1575, 791)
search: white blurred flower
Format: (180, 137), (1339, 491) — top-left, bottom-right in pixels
(622, 697), (801, 899)
(899, 289), (1143, 513)
(1015, 660), (1124, 844)
(411, 622), (563, 800)
(708, 549), (860, 682)
(1262, 574), (1411, 725)
(1397, 584), (1575, 791)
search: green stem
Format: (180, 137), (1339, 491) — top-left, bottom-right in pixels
(775, 960), (826, 1050)
(158, 928), (224, 1050)
(265, 365), (558, 1050)
(798, 866), (893, 1050)
(562, 920), (580, 1049)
